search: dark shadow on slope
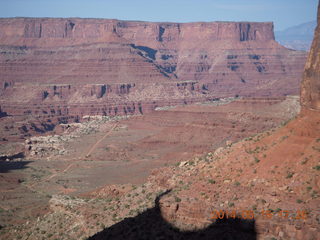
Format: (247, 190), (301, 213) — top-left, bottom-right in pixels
(0, 159), (32, 173)
(88, 190), (256, 240)
(130, 44), (158, 60)
(0, 152), (25, 161)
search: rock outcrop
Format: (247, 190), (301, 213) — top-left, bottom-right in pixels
(301, 3), (320, 111)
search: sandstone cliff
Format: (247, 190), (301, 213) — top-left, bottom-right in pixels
(301, 2), (320, 111)
(0, 18), (307, 135)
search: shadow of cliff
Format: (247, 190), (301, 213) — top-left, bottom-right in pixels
(88, 191), (256, 240)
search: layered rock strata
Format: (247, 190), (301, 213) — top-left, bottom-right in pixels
(0, 18), (307, 132)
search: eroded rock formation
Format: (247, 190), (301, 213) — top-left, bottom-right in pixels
(301, 3), (320, 111)
(0, 18), (307, 140)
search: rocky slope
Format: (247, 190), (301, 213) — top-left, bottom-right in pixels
(88, 3), (320, 240)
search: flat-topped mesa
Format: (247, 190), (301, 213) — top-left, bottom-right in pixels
(300, 2), (320, 111)
(0, 18), (275, 47)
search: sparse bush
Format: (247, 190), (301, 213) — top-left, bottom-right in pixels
(296, 199), (303, 204)
(208, 179), (216, 184)
(174, 196), (181, 202)
(313, 165), (320, 171)
(234, 181), (241, 186)
(286, 172), (294, 178)
(301, 158), (308, 165)
(254, 157), (260, 163)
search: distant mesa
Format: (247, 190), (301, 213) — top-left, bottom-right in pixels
(0, 18), (307, 138)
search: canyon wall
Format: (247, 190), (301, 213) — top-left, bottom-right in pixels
(0, 18), (307, 125)
(301, 2), (320, 111)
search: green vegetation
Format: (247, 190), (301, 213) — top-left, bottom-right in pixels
(208, 179), (216, 184)
(275, 208), (282, 213)
(188, 160), (195, 166)
(234, 181), (241, 186)
(313, 165), (320, 171)
(286, 172), (294, 179)
(296, 199), (303, 204)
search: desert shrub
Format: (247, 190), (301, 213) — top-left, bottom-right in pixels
(286, 172), (294, 178)
(313, 165), (320, 171)
(234, 181), (241, 186)
(208, 179), (216, 184)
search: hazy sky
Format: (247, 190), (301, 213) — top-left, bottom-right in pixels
(0, 0), (318, 31)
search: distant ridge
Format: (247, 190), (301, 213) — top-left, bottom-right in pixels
(275, 20), (317, 51)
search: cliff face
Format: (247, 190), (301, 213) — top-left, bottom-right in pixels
(301, 2), (320, 111)
(0, 18), (307, 123)
(0, 18), (275, 46)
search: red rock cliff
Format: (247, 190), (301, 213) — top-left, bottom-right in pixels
(301, 1), (320, 111)
(0, 18), (274, 47)
(0, 18), (307, 122)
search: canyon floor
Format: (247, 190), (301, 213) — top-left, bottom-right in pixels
(0, 96), (307, 239)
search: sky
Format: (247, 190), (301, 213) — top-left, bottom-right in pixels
(0, 0), (318, 31)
